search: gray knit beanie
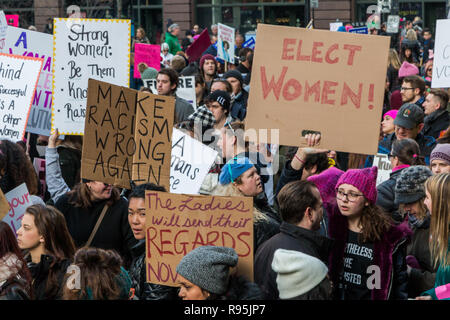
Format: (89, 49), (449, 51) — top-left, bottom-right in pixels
(176, 246), (238, 295)
(395, 165), (433, 205)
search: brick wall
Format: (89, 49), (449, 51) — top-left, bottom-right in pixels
(162, 0), (194, 38)
(34, 0), (62, 32)
(312, 0), (352, 30)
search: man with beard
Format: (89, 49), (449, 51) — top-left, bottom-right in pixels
(200, 54), (218, 94)
(400, 75), (426, 108)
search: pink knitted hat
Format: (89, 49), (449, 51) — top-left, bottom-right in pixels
(335, 167), (378, 204)
(307, 167), (345, 204)
(383, 109), (398, 120)
(398, 61), (419, 78)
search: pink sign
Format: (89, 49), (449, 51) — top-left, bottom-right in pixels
(134, 43), (161, 78)
(5, 15), (19, 27)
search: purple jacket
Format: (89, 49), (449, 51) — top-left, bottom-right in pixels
(327, 203), (412, 300)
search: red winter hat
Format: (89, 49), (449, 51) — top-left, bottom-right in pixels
(200, 54), (215, 70)
(390, 90), (403, 110)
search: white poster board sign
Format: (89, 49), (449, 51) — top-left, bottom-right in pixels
(0, 53), (43, 141)
(329, 22), (343, 31)
(431, 19), (450, 89)
(0, 11), (7, 53)
(144, 76), (197, 109)
(6, 27), (53, 135)
(51, 18), (131, 135)
(170, 128), (218, 194)
(2, 183), (32, 235)
(217, 23), (235, 64)
(373, 153), (392, 186)
(386, 15), (400, 33)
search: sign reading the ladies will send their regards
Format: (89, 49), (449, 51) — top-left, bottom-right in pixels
(0, 53), (43, 141)
(81, 79), (174, 190)
(145, 191), (254, 287)
(51, 18), (131, 135)
(246, 24), (390, 155)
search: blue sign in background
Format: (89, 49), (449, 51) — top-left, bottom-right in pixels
(349, 27), (369, 34)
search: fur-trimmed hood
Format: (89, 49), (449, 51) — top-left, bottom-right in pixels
(327, 203), (412, 300)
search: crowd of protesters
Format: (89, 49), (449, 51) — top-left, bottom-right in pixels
(0, 17), (449, 301)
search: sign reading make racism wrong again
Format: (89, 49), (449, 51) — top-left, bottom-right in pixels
(51, 18), (131, 135)
(81, 79), (174, 190)
(245, 24), (390, 155)
(145, 191), (254, 287)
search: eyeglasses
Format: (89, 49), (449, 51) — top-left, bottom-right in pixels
(336, 189), (364, 202)
(400, 87), (415, 91)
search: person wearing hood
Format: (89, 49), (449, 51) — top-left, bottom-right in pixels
(176, 246), (262, 300)
(394, 165), (436, 298)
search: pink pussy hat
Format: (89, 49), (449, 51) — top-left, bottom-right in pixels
(335, 166), (378, 205)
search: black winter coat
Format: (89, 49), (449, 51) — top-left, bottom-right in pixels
(254, 222), (334, 300)
(55, 195), (137, 268)
(27, 254), (71, 300)
(376, 166), (409, 222)
(230, 90), (248, 121)
(217, 275), (264, 300)
(423, 109), (450, 140)
(128, 240), (179, 300)
(0, 276), (30, 300)
(253, 211), (280, 254)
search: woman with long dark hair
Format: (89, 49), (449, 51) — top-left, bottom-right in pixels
(0, 221), (32, 300)
(17, 204), (76, 299)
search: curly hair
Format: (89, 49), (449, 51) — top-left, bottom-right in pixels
(62, 247), (130, 300)
(0, 139), (39, 195)
(358, 204), (393, 243)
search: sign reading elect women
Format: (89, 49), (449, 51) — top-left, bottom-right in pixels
(51, 18), (130, 135)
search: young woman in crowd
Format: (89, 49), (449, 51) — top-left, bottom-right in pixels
(212, 157), (280, 252)
(394, 166), (436, 297)
(386, 49), (402, 93)
(0, 140), (43, 205)
(417, 173), (450, 300)
(17, 204), (76, 299)
(429, 143), (450, 175)
(377, 138), (425, 222)
(127, 183), (179, 300)
(0, 221), (32, 300)
(326, 166), (411, 300)
(176, 246), (262, 300)
(63, 247), (132, 300)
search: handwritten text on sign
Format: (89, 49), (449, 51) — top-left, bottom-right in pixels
(81, 79), (174, 190)
(145, 191), (254, 287)
(217, 23), (235, 64)
(170, 128), (218, 194)
(0, 53), (43, 141)
(431, 19), (450, 89)
(6, 28), (53, 135)
(51, 18), (130, 135)
(2, 183), (31, 235)
(134, 43), (160, 78)
(245, 24), (390, 155)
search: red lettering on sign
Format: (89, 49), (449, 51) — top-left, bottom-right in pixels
(260, 66), (288, 100)
(281, 38), (296, 60)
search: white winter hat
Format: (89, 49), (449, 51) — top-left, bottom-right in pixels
(271, 249), (328, 299)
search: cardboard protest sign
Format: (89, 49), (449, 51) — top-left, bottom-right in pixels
(0, 11), (7, 53)
(81, 79), (174, 190)
(349, 27), (368, 34)
(170, 128), (218, 194)
(5, 15), (19, 27)
(245, 24), (390, 155)
(145, 191), (254, 287)
(133, 43), (160, 78)
(6, 28), (53, 135)
(386, 15), (400, 33)
(51, 18), (131, 135)
(373, 153), (392, 186)
(431, 19), (450, 89)
(144, 76), (197, 109)
(329, 22), (343, 31)
(0, 53), (43, 141)
(0, 189), (10, 221)
(217, 23), (235, 64)
(2, 183), (31, 235)
(186, 28), (211, 63)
